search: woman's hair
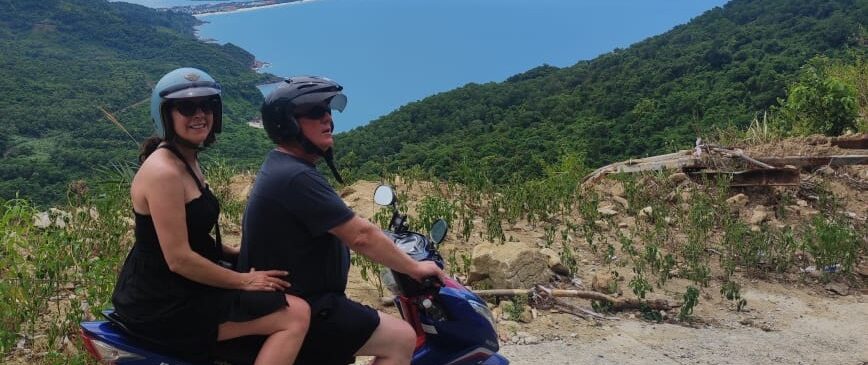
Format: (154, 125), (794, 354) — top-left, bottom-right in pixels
(139, 136), (163, 163)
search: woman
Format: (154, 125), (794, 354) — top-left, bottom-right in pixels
(111, 67), (309, 364)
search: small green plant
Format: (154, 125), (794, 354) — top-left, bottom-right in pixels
(351, 253), (385, 297)
(629, 270), (653, 299)
(721, 280), (747, 311)
(559, 241), (579, 276)
(416, 195), (457, 231)
(678, 286), (700, 321)
(542, 224), (556, 248)
(373, 206), (393, 229)
(505, 294), (529, 321)
(577, 190), (601, 252)
(639, 303), (663, 322)
(591, 299), (613, 314)
(802, 215), (861, 276)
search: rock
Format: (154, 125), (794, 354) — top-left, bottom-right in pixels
(726, 193), (749, 209)
(597, 206), (618, 217)
(591, 272), (620, 294)
(750, 225), (761, 232)
(618, 216), (636, 230)
(33, 212), (51, 228)
(519, 307), (534, 323)
(609, 181), (625, 198)
(638, 206), (653, 220)
(816, 166), (834, 176)
(796, 199), (809, 207)
(594, 220), (610, 231)
(540, 248), (571, 276)
(856, 260), (868, 277)
(491, 307), (502, 322)
(468, 242), (551, 289)
(824, 282), (849, 296)
(748, 205), (769, 225)
(613, 196), (629, 210)
(786, 205), (820, 218)
(497, 301), (513, 319)
(669, 172), (689, 184)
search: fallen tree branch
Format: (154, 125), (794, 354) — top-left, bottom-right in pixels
(381, 286), (680, 311)
(472, 287), (680, 311)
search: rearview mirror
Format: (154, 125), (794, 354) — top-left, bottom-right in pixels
(430, 219), (448, 245)
(373, 185), (395, 206)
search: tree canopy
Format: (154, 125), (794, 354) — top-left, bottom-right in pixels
(0, 0), (274, 205)
(335, 0), (866, 184)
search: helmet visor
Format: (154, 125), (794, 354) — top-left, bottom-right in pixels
(293, 92), (347, 114)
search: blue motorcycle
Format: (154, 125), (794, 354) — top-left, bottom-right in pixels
(373, 184), (509, 365)
(79, 184), (508, 365)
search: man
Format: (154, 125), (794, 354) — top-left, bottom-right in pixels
(239, 76), (445, 365)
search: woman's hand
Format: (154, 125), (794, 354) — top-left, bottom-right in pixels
(240, 268), (291, 292)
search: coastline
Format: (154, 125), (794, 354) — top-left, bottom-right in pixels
(193, 0), (319, 17)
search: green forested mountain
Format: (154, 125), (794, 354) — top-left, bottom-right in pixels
(0, 0), (272, 205)
(0, 0), (864, 205)
(335, 0), (866, 183)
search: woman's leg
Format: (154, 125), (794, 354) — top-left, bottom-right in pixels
(218, 294), (310, 365)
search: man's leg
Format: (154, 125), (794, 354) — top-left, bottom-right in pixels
(354, 311), (416, 365)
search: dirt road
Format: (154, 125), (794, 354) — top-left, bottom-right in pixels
(498, 288), (867, 365)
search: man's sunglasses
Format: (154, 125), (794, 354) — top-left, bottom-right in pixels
(295, 105), (332, 120)
(173, 98), (220, 117)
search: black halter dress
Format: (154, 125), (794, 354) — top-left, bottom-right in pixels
(111, 144), (232, 361)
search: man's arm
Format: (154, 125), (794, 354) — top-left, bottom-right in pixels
(330, 215), (445, 282)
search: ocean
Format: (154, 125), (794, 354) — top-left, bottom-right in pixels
(121, 0), (729, 132)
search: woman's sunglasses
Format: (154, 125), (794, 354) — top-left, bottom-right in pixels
(173, 98), (220, 117)
(295, 105), (332, 120)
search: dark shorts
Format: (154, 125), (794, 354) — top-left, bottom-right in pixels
(294, 293), (381, 365)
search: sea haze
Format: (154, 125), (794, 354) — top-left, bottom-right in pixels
(158, 0), (727, 132)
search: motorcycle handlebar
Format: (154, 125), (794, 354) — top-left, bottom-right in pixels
(421, 276), (442, 290)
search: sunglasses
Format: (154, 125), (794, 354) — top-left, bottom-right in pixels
(295, 105), (332, 120)
(173, 98), (220, 117)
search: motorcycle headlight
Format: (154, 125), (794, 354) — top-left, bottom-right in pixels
(469, 300), (497, 332)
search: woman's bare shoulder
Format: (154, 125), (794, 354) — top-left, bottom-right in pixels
(135, 149), (185, 185)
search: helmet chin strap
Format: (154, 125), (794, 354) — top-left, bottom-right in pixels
(298, 134), (344, 184)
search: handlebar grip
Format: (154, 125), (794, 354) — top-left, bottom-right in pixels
(421, 276), (442, 289)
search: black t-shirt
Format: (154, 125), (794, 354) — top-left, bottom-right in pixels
(239, 150), (355, 298)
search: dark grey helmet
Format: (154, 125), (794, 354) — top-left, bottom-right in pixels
(261, 76), (346, 144)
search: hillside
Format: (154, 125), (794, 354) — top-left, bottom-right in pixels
(2, 132), (865, 363)
(335, 0), (867, 183)
(0, 0), (274, 205)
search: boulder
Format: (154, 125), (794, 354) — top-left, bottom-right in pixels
(726, 193), (749, 209)
(33, 212), (51, 228)
(597, 206), (618, 217)
(638, 206), (653, 220)
(591, 271), (621, 294)
(539, 248), (571, 276)
(748, 205), (769, 225)
(609, 181), (625, 198)
(468, 242), (551, 289)
(613, 196), (629, 210)
(668, 172), (689, 184)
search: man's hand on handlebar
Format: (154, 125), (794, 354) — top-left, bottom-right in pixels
(410, 260), (447, 284)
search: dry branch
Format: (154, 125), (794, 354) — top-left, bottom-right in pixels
(473, 288), (679, 311)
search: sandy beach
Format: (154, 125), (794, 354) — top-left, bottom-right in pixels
(194, 0), (320, 18)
